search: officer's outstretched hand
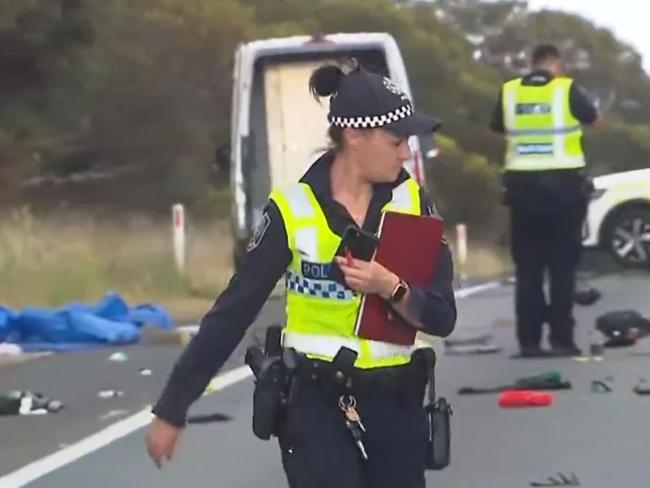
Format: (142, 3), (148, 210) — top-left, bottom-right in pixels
(146, 416), (183, 469)
(335, 256), (398, 299)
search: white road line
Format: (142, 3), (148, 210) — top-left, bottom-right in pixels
(0, 281), (500, 487)
(454, 281), (502, 299)
(203, 364), (254, 394)
(0, 409), (153, 488)
(0, 366), (253, 488)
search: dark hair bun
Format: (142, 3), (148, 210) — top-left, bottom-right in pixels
(309, 65), (344, 99)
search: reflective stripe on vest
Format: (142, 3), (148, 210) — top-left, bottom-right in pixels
(282, 330), (417, 362)
(270, 178), (422, 369)
(503, 77), (586, 171)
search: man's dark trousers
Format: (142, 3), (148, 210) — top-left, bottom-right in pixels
(510, 199), (587, 349)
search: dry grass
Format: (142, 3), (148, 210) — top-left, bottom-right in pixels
(0, 209), (511, 322)
(446, 236), (512, 281)
(465, 243), (512, 279)
(0, 208), (233, 319)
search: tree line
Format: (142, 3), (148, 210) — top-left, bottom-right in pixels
(0, 0), (648, 238)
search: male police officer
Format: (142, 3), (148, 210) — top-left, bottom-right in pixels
(490, 44), (600, 357)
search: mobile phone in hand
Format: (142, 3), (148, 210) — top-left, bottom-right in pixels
(329, 226), (378, 284)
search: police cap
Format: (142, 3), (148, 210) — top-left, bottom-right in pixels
(310, 64), (442, 137)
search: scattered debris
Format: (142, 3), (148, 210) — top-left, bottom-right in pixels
(574, 282), (601, 306)
(139, 368), (153, 376)
(498, 390), (554, 408)
(445, 333), (501, 355)
(108, 351), (128, 362)
(531, 472), (581, 486)
(445, 333), (494, 347)
(459, 371), (571, 395)
(591, 380), (612, 393)
(596, 310), (650, 348)
(0, 391), (64, 416)
(97, 390), (125, 399)
(633, 379), (650, 396)
(187, 413), (232, 424)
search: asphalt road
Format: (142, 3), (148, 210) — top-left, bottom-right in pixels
(0, 296), (285, 479)
(1, 269), (650, 488)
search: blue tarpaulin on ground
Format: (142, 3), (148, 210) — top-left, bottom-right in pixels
(0, 292), (174, 351)
(0, 306), (17, 342)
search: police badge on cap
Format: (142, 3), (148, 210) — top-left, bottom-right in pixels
(382, 77), (409, 103)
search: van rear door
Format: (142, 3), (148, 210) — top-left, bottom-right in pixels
(230, 34), (426, 266)
(264, 60), (330, 186)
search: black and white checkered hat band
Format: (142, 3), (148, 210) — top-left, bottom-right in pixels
(329, 103), (413, 129)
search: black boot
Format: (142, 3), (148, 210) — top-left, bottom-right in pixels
(549, 344), (582, 357)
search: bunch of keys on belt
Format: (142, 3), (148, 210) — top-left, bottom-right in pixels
(339, 394), (368, 460)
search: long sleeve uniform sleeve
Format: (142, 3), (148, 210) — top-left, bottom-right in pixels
(152, 202), (291, 427)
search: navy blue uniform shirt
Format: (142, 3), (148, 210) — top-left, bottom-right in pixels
(153, 152), (457, 427)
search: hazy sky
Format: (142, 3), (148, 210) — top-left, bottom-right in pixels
(528, 0), (650, 73)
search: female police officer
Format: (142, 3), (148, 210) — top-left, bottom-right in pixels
(146, 64), (456, 488)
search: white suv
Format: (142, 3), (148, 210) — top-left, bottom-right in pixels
(583, 168), (650, 268)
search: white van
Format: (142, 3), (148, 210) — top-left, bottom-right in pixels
(219, 33), (428, 265)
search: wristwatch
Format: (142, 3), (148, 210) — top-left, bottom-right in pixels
(389, 279), (409, 304)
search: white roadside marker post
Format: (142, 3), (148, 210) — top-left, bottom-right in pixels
(172, 203), (186, 274)
(456, 223), (468, 286)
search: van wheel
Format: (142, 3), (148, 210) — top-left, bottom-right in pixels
(605, 207), (650, 268)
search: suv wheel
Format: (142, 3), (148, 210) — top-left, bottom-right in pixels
(605, 207), (650, 268)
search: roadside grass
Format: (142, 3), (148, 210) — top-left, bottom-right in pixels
(0, 208), (233, 320)
(0, 209), (511, 321)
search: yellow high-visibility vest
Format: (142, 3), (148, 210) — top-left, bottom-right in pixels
(502, 77), (586, 171)
(270, 178), (422, 369)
